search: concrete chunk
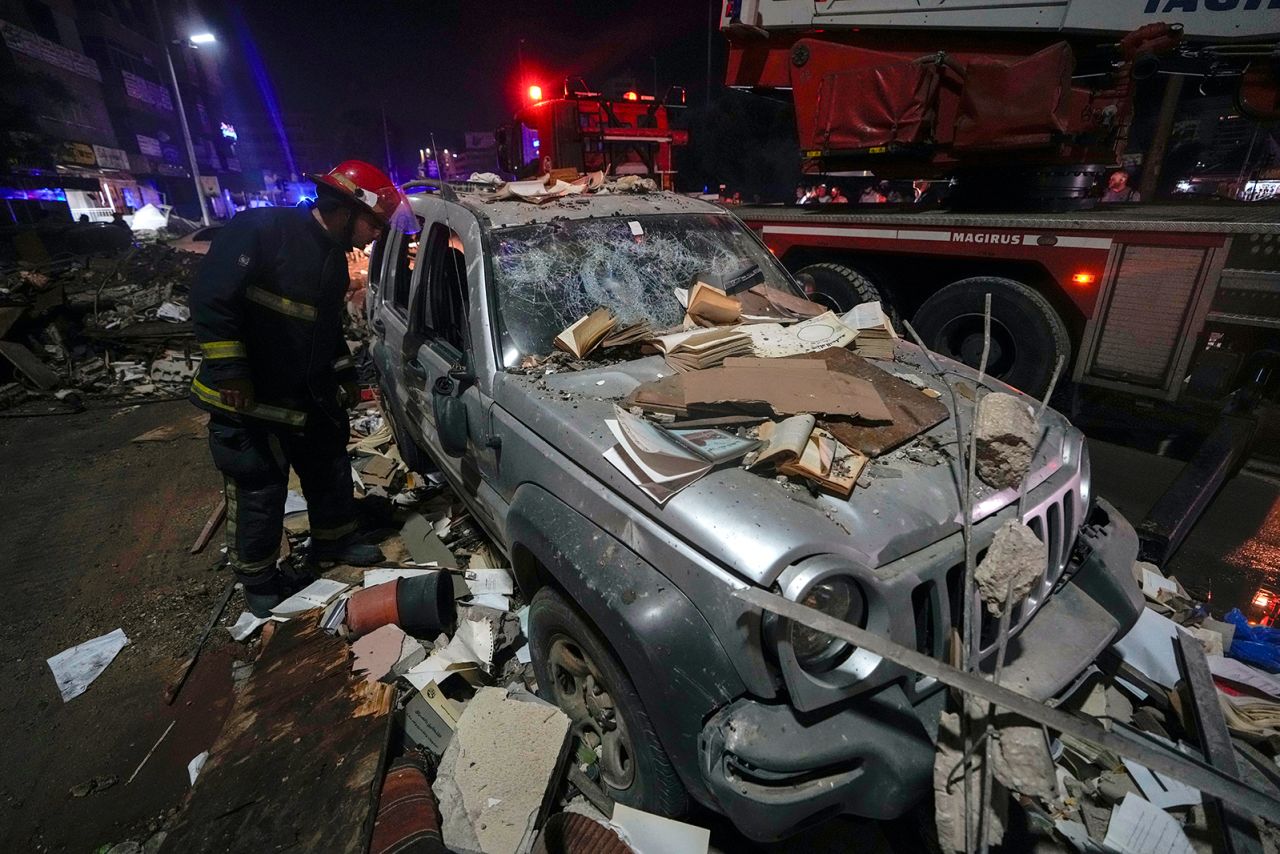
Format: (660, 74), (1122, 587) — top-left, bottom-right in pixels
(432, 687), (572, 854)
(974, 392), (1037, 490)
(975, 521), (1046, 616)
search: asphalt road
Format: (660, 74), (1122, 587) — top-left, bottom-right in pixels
(1089, 437), (1280, 612)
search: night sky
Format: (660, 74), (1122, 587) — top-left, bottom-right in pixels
(200, 0), (727, 180)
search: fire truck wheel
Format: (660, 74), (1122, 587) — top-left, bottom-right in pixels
(912, 277), (1071, 397)
(795, 262), (885, 314)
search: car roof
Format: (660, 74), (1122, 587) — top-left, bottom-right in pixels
(407, 188), (730, 231)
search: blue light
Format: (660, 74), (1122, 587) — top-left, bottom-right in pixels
(532, 139), (541, 149)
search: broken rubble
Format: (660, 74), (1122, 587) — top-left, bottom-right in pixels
(974, 392), (1038, 490)
(432, 686), (573, 854)
(974, 520), (1046, 616)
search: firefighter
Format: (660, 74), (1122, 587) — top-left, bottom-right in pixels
(189, 160), (419, 616)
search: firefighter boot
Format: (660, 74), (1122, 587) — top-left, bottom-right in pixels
(241, 567), (313, 618)
(311, 533), (384, 567)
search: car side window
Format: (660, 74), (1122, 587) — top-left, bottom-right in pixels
(385, 220), (423, 316)
(415, 221), (470, 354)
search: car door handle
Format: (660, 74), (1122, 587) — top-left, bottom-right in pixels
(372, 317), (385, 333)
(407, 357), (428, 378)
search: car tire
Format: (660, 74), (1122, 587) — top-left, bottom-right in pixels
(796, 262), (885, 314)
(528, 586), (689, 817)
(911, 276), (1071, 397)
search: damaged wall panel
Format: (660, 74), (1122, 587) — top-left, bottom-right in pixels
(161, 615), (394, 854)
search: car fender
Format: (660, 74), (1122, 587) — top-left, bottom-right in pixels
(506, 483), (747, 805)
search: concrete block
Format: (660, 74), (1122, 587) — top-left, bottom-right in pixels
(974, 392), (1037, 490)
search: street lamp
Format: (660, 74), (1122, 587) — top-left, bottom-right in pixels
(150, 0), (212, 225)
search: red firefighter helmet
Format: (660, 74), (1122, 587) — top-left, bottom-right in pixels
(309, 160), (418, 234)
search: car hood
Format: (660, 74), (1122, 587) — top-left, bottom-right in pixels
(494, 346), (1074, 587)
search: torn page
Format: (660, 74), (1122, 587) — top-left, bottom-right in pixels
(47, 628), (130, 702)
(1102, 792), (1194, 854)
(227, 610), (270, 642)
(1121, 756), (1201, 809)
(741, 311), (857, 358)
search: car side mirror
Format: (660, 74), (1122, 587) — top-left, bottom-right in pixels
(432, 376), (469, 457)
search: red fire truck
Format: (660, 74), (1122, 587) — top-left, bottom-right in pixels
(738, 203), (1279, 404)
(721, 1), (1280, 401)
(497, 79), (688, 189)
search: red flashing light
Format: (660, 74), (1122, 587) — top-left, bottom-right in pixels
(1071, 271), (1097, 286)
(527, 84), (543, 102)
(623, 90), (639, 101)
(1254, 589), (1272, 610)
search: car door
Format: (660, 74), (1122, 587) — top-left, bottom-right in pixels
(371, 220), (424, 440)
(408, 205), (507, 539)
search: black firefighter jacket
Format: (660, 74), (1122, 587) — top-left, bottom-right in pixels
(188, 206), (357, 428)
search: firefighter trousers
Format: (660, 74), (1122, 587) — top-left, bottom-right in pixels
(207, 412), (356, 579)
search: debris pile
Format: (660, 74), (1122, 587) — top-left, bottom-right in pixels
(1, 244), (201, 409)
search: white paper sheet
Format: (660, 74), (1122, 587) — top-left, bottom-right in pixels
(1111, 608), (1183, 690)
(47, 628), (130, 702)
(467, 593), (511, 611)
(283, 490), (307, 515)
(227, 610), (270, 642)
(403, 617), (497, 690)
(1207, 655), (1280, 699)
(187, 751), (209, 786)
(1121, 758), (1201, 809)
(1140, 568), (1180, 600)
(1102, 793), (1194, 854)
(462, 568), (515, 596)
(610, 803), (709, 854)
(269, 578), (350, 617)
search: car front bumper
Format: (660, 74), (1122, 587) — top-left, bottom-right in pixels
(698, 498), (1142, 842)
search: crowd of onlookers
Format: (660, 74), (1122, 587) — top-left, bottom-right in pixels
(795, 179), (941, 206)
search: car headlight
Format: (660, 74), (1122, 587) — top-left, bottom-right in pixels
(1078, 439), (1092, 510)
(788, 576), (866, 672)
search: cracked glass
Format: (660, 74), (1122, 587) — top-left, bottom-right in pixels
(489, 213), (801, 364)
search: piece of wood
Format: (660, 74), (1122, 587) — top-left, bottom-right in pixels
(161, 614), (394, 854)
(794, 348), (949, 456)
(0, 340), (60, 389)
(189, 497), (226, 554)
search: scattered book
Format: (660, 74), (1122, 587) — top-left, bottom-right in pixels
(749, 414), (817, 469)
(842, 301), (898, 360)
(779, 427), (867, 498)
(554, 307), (617, 358)
(602, 406), (712, 505)
(652, 327), (753, 373)
(601, 318), (653, 349)
(686, 282), (742, 327)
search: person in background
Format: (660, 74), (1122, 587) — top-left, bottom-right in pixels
(859, 183), (886, 203)
(816, 184), (831, 204)
(830, 186), (849, 203)
(1102, 170), (1141, 203)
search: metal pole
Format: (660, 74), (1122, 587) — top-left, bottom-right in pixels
(152, 0), (211, 226)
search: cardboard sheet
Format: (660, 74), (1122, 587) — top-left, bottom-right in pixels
(683, 357), (891, 422)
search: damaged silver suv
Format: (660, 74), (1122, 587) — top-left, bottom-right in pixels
(368, 185), (1143, 841)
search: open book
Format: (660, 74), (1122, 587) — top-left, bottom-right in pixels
(750, 416), (866, 497)
(554, 308), (617, 358)
(652, 327), (753, 373)
(602, 406), (712, 505)
(601, 318), (653, 349)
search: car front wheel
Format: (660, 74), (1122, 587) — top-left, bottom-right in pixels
(528, 587), (689, 816)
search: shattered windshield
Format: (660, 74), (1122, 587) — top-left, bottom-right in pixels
(489, 213), (800, 365)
